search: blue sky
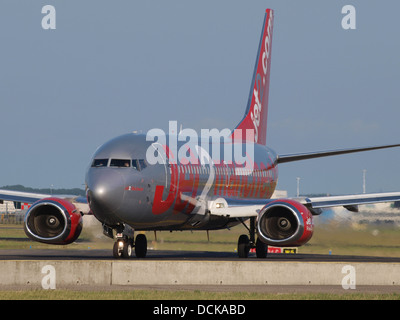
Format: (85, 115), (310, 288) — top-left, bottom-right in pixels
(0, 1), (399, 196)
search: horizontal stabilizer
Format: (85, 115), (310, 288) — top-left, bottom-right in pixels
(277, 143), (400, 164)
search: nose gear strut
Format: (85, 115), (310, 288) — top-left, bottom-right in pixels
(103, 223), (148, 259)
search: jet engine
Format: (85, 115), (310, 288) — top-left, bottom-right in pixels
(257, 199), (313, 246)
(24, 198), (83, 245)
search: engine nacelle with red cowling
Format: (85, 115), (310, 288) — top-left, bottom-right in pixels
(257, 199), (314, 247)
(24, 198), (83, 245)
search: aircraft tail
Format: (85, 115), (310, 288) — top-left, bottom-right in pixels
(231, 9), (274, 146)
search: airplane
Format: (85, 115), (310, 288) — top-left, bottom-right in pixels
(1, 8), (400, 259)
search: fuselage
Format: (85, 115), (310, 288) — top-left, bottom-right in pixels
(85, 133), (278, 231)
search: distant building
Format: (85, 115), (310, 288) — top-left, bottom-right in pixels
(271, 190), (288, 199)
(0, 200), (16, 213)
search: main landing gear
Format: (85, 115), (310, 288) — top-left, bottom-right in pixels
(111, 225), (147, 259)
(237, 217), (268, 259)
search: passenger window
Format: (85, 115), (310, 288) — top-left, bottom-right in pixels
(92, 159), (109, 167)
(110, 159), (131, 167)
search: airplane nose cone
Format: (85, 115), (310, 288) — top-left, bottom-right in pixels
(86, 169), (125, 223)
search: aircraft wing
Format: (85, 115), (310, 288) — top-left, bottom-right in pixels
(297, 192), (400, 214)
(208, 197), (273, 218)
(0, 189), (51, 204)
(0, 189), (89, 214)
(207, 142), (400, 217)
(208, 192), (400, 218)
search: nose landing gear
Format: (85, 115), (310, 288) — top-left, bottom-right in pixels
(113, 234), (148, 259)
(107, 224), (148, 259)
(113, 238), (133, 258)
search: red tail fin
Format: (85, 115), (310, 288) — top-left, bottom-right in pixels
(231, 9), (274, 145)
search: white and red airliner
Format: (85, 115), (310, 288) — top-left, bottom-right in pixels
(1, 9), (400, 258)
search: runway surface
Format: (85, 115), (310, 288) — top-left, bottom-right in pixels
(1, 248), (400, 262)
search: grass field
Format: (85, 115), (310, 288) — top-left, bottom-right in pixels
(1, 218), (400, 256)
(0, 289), (399, 300)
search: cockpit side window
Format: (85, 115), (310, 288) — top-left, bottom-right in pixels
(139, 159), (147, 170)
(132, 159), (147, 171)
(110, 159), (131, 168)
(132, 159), (139, 170)
(92, 159), (109, 167)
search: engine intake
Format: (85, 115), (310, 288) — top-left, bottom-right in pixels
(257, 199), (313, 246)
(24, 198), (83, 245)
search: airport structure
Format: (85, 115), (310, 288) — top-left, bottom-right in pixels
(0, 200), (28, 224)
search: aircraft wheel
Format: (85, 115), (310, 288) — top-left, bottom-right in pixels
(122, 241), (132, 258)
(256, 237), (268, 258)
(113, 241), (122, 258)
(135, 234), (147, 258)
(237, 234), (250, 258)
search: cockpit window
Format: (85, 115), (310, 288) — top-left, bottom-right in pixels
(92, 159), (109, 167)
(131, 159), (147, 170)
(92, 158), (147, 170)
(132, 159), (139, 170)
(139, 159), (147, 170)
(110, 159), (131, 168)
